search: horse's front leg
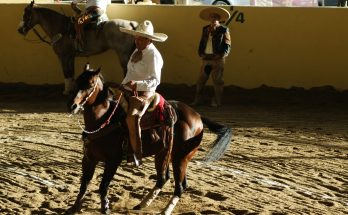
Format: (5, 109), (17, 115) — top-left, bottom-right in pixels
(99, 161), (120, 214)
(59, 54), (75, 95)
(133, 167), (169, 210)
(66, 156), (96, 214)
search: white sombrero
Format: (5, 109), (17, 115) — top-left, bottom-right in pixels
(120, 20), (168, 42)
(199, 7), (231, 22)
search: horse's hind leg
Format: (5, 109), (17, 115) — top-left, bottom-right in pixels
(160, 157), (189, 215)
(67, 156), (96, 214)
(162, 147), (199, 215)
(133, 166), (169, 210)
(99, 161), (120, 214)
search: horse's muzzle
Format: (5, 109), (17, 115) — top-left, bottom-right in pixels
(17, 21), (28, 35)
(69, 103), (83, 115)
(17, 26), (28, 35)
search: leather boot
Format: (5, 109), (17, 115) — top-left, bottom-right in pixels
(191, 94), (202, 106)
(213, 84), (223, 107)
(126, 115), (143, 167)
(74, 18), (84, 52)
(191, 84), (204, 106)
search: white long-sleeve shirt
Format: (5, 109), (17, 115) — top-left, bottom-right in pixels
(72, 0), (111, 12)
(122, 43), (163, 92)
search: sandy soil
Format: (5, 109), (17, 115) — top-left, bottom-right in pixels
(0, 83), (347, 215)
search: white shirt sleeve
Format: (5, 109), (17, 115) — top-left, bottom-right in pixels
(135, 50), (162, 91)
(122, 44), (163, 92)
(74, 0), (110, 12)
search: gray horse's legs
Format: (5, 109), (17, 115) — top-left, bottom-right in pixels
(66, 156), (96, 214)
(64, 78), (74, 95)
(60, 55), (75, 95)
(99, 161), (119, 214)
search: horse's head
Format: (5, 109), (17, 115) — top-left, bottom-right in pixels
(18, 1), (37, 35)
(67, 63), (103, 114)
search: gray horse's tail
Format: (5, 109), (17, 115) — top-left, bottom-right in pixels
(201, 117), (232, 162)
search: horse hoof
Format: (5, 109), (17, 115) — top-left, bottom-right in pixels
(133, 204), (142, 210)
(101, 208), (110, 214)
(65, 206), (78, 214)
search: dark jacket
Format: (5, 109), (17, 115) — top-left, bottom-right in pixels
(198, 24), (231, 60)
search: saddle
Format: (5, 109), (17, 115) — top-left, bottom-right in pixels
(140, 93), (177, 130)
(114, 88), (177, 130)
(73, 13), (108, 52)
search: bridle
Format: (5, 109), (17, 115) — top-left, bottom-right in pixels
(20, 6), (34, 33)
(76, 77), (100, 112)
(23, 6), (34, 31)
(71, 76), (123, 134)
(20, 5), (52, 45)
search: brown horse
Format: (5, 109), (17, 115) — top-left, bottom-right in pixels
(17, 1), (137, 95)
(66, 64), (232, 214)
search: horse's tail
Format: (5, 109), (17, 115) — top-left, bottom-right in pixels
(201, 117), (232, 162)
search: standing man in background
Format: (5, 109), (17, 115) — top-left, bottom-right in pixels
(192, 7), (231, 107)
(337, 0), (347, 7)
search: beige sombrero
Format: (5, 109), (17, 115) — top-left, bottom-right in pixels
(199, 7), (231, 22)
(120, 20), (168, 42)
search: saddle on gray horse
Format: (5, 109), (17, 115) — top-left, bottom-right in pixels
(73, 12), (108, 52)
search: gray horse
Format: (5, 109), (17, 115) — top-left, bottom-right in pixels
(18, 1), (137, 95)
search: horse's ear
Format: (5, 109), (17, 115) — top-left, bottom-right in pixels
(30, 0), (35, 7)
(96, 67), (102, 75)
(84, 63), (90, 71)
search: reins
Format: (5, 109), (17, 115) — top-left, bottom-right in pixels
(78, 91), (123, 134)
(23, 6), (64, 46)
(32, 28), (51, 45)
(80, 79), (99, 108)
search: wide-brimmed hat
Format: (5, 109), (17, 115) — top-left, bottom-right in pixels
(199, 7), (231, 22)
(120, 20), (168, 42)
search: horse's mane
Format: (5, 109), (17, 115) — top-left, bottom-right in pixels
(76, 69), (127, 120)
(94, 74), (127, 117)
(35, 6), (70, 20)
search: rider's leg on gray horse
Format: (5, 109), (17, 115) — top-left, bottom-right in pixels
(74, 8), (103, 52)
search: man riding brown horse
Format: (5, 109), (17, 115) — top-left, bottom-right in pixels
(118, 20), (168, 167)
(71, 0), (111, 52)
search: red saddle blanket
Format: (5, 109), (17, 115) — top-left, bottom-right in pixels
(140, 95), (176, 130)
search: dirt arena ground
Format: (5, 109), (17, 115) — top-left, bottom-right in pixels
(0, 83), (347, 215)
